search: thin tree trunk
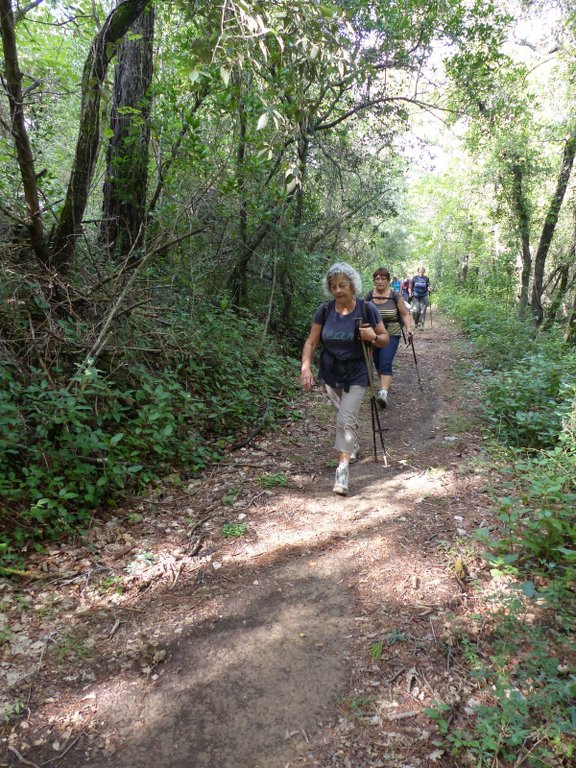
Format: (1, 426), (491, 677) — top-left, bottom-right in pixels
(276, 119), (309, 328)
(509, 163), (532, 309)
(0, 0), (49, 265)
(229, 73), (249, 305)
(460, 252), (469, 284)
(100, 3), (154, 259)
(542, 264), (571, 330)
(531, 131), (576, 325)
(147, 84), (210, 214)
(566, 288), (576, 345)
(52, 0), (150, 269)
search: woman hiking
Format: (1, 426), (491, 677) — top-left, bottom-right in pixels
(300, 262), (388, 496)
(410, 266), (431, 330)
(365, 267), (413, 409)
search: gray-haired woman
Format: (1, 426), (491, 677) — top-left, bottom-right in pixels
(300, 262), (389, 496)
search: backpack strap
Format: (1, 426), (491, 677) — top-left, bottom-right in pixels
(319, 300), (331, 329)
(359, 297), (368, 325)
(365, 290), (403, 328)
(319, 298), (373, 342)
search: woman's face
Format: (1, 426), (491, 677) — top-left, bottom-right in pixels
(329, 274), (354, 301)
(374, 274), (389, 287)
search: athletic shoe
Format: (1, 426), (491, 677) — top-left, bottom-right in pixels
(377, 389), (388, 409)
(333, 462), (349, 495)
(350, 438), (360, 464)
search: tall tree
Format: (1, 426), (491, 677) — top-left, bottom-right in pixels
(0, 0), (49, 265)
(100, 3), (155, 260)
(52, 0), (151, 269)
(531, 128), (576, 324)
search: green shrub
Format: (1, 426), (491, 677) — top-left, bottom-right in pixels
(438, 293), (539, 371)
(428, 623), (576, 766)
(483, 352), (576, 449)
(479, 447), (576, 610)
(0, 308), (298, 563)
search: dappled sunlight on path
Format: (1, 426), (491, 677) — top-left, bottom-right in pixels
(2, 315), (493, 768)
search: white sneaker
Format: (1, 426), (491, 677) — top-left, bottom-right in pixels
(333, 462), (349, 495)
(377, 389), (388, 409)
(350, 438), (360, 463)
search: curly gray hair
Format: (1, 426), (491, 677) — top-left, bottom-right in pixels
(322, 262), (362, 297)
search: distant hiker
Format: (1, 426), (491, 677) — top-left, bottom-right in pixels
(300, 262), (388, 496)
(400, 276), (411, 304)
(392, 275), (401, 292)
(410, 267), (431, 330)
(365, 267), (413, 409)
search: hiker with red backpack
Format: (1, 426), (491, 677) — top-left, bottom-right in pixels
(400, 276), (411, 305)
(300, 262), (388, 496)
(410, 266), (431, 330)
(365, 267), (414, 409)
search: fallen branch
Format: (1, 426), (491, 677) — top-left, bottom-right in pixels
(386, 709), (420, 721)
(39, 731), (85, 764)
(7, 745), (40, 768)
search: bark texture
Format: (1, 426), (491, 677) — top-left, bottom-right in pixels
(531, 132), (576, 325)
(0, 0), (49, 264)
(100, 4), (155, 259)
(52, 0), (150, 269)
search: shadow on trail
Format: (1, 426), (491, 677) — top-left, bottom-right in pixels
(9, 319), (469, 768)
(18, 490), (460, 768)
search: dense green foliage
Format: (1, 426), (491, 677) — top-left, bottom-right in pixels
(1, 0), (513, 562)
(0, 1), (575, 762)
(441, 294), (576, 448)
(0, 304), (298, 564)
(436, 290), (576, 766)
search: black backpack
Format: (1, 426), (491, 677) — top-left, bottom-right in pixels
(318, 298), (371, 341)
(364, 289), (404, 328)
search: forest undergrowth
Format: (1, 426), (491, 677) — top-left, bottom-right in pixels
(429, 294), (576, 767)
(0, 301), (574, 767)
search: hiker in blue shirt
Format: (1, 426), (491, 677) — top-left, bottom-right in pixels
(300, 262), (388, 496)
(410, 267), (431, 330)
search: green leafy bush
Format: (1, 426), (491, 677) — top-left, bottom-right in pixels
(478, 446), (576, 611)
(484, 353), (576, 448)
(438, 294), (539, 371)
(0, 308), (298, 563)
(439, 292), (576, 450)
(428, 624), (576, 766)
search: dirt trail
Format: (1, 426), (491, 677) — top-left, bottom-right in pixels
(1, 314), (491, 768)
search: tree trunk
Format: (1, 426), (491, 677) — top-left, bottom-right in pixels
(566, 287), (576, 345)
(100, 3), (154, 260)
(560, 208), (576, 342)
(542, 264), (571, 330)
(460, 252), (469, 284)
(0, 0), (49, 265)
(52, 0), (150, 270)
(531, 131), (576, 325)
(276, 119), (309, 329)
(509, 163), (532, 309)
(229, 74), (249, 306)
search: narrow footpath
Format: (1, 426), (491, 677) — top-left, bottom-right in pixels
(1, 313), (494, 768)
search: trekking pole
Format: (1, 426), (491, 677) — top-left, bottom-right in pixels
(357, 320), (388, 465)
(428, 296), (433, 327)
(402, 327), (424, 393)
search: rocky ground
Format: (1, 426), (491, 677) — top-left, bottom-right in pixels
(1, 314), (502, 768)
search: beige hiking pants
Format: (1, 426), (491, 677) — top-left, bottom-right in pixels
(324, 384), (365, 454)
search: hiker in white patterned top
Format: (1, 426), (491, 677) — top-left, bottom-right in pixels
(300, 263), (388, 496)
